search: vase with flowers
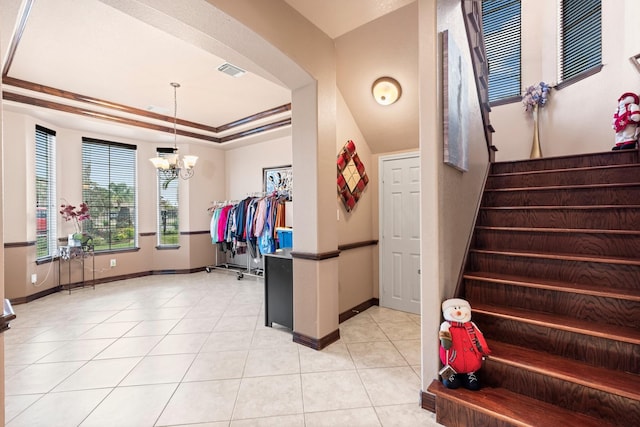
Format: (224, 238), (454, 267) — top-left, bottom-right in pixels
(60, 201), (91, 247)
(523, 82), (552, 158)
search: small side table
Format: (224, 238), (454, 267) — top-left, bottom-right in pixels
(58, 244), (95, 294)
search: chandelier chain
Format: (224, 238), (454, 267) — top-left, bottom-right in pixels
(171, 82), (180, 150)
(149, 81), (197, 182)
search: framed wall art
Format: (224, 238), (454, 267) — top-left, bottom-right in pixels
(337, 140), (369, 212)
(263, 164), (292, 200)
(442, 29), (469, 172)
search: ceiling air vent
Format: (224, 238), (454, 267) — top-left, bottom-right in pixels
(218, 62), (246, 78)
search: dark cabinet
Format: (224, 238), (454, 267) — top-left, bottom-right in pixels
(264, 250), (293, 330)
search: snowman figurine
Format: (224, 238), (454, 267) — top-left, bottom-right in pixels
(439, 298), (491, 390)
(612, 92), (640, 150)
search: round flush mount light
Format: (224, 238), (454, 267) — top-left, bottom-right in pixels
(372, 77), (402, 106)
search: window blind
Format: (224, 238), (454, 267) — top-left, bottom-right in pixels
(156, 148), (179, 246)
(560, 0), (601, 81)
(482, 0), (521, 102)
(35, 125), (57, 259)
(82, 137), (137, 251)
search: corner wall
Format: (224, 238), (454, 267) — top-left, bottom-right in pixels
(336, 90), (377, 313)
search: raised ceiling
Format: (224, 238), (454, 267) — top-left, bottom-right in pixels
(1, 0), (418, 153)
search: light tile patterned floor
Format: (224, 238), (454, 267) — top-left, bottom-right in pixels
(4, 271), (442, 426)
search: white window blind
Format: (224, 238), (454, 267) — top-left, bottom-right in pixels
(560, 0), (601, 82)
(35, 125), (57, 259)
(82, 137), (137, 251)
(482, 0), (521, 103)
(156, 148), (179, 246)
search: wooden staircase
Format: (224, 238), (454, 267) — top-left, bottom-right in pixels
(428, 150), (640, 426)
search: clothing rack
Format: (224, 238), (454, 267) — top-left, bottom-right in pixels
(205, 198), (263, 280)
(204, 193), (286, 280)
(205, 247), (263, 280)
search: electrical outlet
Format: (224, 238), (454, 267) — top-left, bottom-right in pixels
(31, 273), (37, 284)
(110, 259), (116, 267)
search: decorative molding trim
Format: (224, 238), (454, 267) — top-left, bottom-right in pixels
(9, 267), (209, 304)
(339, 298), (379, 323)
(4, 241), (36, 248)
(337, 240), (378, 251)
(180, 230), (210, 235)
(3, 91), (219, 143)
(421, 390), (436, 413)
(9, 285), (62, 305)
(150, 267), (205, 275)
(3, 77), (219, 132)
(292, 328), (340, 350)
(219, 118), (291, 143)
(217, 103), (292, 132)
(290, 250), (341, 261)
(2, 77), (292, 144)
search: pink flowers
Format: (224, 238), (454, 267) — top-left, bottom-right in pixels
(60, 202), (90, 234)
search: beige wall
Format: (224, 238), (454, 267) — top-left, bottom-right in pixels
(2, 109), (225, 300)
(491, 0), (640, 161)
(225, 135), (292, 200)
(224, 135), (294, 230)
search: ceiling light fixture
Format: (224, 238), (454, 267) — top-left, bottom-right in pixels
(372, 77), (402, 106)
(149, 82), (198, 181)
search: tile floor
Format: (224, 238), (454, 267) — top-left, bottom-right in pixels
(4, 271), (442, 426)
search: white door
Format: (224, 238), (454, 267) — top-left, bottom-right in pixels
(380, 154), (421, 314)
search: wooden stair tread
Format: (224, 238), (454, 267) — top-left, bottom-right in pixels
(464, 271), (640, 302)
(489, 163), (640, 178)
(481, 204), (640, 210)
(475, 225), (640, 236)
(426, 380), (614, 427)
(472, 303), (640, 345)
(485, 182), (640, 192)
(487, 340), (640, 402)
(470, 248), (640, 265)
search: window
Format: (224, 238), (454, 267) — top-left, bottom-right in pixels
(82, 137), (137, 251)
(35, 125), (57, 259)
(156, 149), (179, 246)
(482, 0), (521, 103)
(560, 0), (601, 82)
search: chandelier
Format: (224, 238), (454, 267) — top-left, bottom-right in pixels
(149, 82), (198, 180)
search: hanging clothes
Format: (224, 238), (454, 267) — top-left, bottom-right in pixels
(209, 193), (288, 257)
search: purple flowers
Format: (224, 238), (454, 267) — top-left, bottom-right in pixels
(523, 82), (552, 111)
